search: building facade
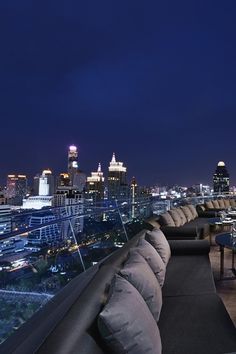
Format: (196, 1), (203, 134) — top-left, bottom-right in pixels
(68, 145), (78, 186)
(0, 205), (12, 235)
(108, 153), (128, 201)
(86, 163), (105, 203)
(213, 161), (230, 193)
(53, 186), (84, 238)
(28, 212), (61, 247)
(6, 174), (27, 205)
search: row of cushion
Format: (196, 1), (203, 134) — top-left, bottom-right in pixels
(159, 204), (198, 228)
(205, 198), (236, 210)
(98, 229), (171, 354)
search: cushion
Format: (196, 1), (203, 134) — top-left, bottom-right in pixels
(169, 209), (182, 227)
(132, 238), (166, 287)
(229, 199), (236, 207)
(120, 250), (162, 322)
(175, 208), (187, 225)
(224, 199), (230, 208)
(187, 205), (198, 219)
(197, 205), (206, 212)
(212, 200), (220, 209)
(205, 200), (214, 209)
(180, 206), (194, 222)
(145, 229), (171, 265)
(98, 275), (162, 354)
(218, 199), (225, 208)
(159, 212), (175, 227)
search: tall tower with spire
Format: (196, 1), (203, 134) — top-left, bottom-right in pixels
(108, 153), (128, 200)
(86, 163), (105, 202)
(68, 145), (78, 186)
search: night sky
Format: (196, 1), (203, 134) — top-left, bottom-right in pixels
(1, 1), (236, 187)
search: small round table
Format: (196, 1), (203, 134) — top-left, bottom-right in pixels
(215, 233), (236, 279)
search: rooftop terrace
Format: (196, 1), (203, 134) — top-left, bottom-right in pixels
(0, 194), (235, 353)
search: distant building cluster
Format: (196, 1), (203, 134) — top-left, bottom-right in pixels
(2, 146), (148, 209)
(0, 147), (234, 248)
(0, 146), (151, 246)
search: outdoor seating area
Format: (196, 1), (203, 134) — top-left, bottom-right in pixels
(146, 204), (213, 240)
(197, 198), (236, 217)
(1, 199), (236, 354)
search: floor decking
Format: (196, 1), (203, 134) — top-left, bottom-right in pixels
(209, 235), (236, 325)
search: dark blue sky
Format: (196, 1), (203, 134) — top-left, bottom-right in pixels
(1, 1), (236, 186)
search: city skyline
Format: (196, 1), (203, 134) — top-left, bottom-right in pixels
(1, 2), (236, 186)
(0, 146), (233, 188)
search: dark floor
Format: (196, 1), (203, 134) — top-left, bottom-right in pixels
(209, 234), (236, 325)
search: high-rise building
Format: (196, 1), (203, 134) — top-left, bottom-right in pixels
(22, 169), (54, 210)
(213, 161), (230, 193)
(53, 186), (84, 237)
(6, 174), (27, 205)
(68, 145), (78, 186)
(0, 205), (12, 235)
(33, 174), (40, 196)
(57, 173), (70, 187)
(86, 163), (105, 202)
(108, 153), (128, 200)
(27, 211), (61, 247)
(39, 169), (54, 196)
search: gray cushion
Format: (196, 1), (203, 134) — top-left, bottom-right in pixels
(224, 199), (230, 208)
(120, 250), (162, 322)
(229, 199), (236, 207)
(132, 238), (166, 287)
(205, 200), (214, 209)
(180, 206), (194, 222)
(98, 275), (162, 354)
(187, 205), (198, 219)
(218, 199), (225, 208)
(175, 208), (187, 225)
(159, 212), (175, 227)
(145, 229), (171, 265)
(212, 200), (220, 209)
(169, 209), (182, 226)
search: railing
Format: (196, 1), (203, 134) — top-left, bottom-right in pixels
(0, 196), (153, 344)
(0, 192), (235, 344)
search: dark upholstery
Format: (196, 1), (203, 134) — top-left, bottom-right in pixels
(160, 225), (201, 240)
(196, 204), (217, 217)
(162, 254), (216, 296)
(169, 239), (210, 255)
(159, 294), (236, 354)
(154, 207), (215, 240)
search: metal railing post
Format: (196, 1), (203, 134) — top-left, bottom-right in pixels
(115, 200), (129, 242)
(69, 219), (86, 272)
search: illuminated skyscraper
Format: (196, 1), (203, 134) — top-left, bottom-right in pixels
(23, 169), (54, 210)
(6, 174), (27, 205)
(86, 163), (105, 202)
(39, 169), (54, 196)
(213, 161), (230, 193)
(68, 145), (78, 186)
(57, 173), (70, 187)
(108, 153), (128, 200)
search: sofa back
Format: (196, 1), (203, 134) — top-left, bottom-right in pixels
(204, 198), (236, 210)
(156, 205), (198, 229)
(36, 231), (145, 354)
